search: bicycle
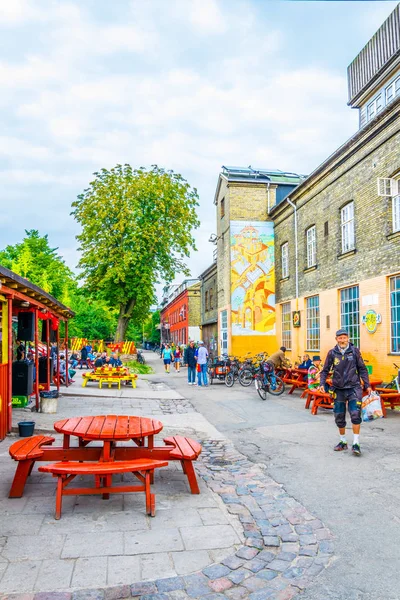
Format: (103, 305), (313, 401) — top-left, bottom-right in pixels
(238, 353), (268, 387)
(254, 362), (285, 400)
(224, 356), (240, 387)
(383, 363), (400, 391)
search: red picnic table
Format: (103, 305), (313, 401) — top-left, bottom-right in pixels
(282, 368), (308, 395)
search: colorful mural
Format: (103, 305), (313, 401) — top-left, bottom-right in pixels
(230, 221), (275, 337)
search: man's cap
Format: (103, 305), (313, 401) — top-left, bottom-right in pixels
(335, 329), (349, 337)
(198, 340), (204, 344)
(313, 355), (321, 361)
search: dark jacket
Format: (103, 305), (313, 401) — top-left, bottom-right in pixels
(320, 344), (370, 390)
(110, 357), (122, 367)
(80, 347), (88, 360)
(184, 345), (197, 368)
(298, 359), (312, 370)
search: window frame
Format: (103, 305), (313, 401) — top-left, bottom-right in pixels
(341, 201), (355, 253)
(205, 291), (208, 311)
(281, 302), (292, 350)
(306, 225), (317, 268)
(390, 275), (400, 354)
(340, 285), (360, 348)
(366, 93), (382, 121)
(306, 295), (320, 352)
(281, 242), (289, 279)
(220, 197), (225, 218)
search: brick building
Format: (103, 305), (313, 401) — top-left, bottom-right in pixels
(214, 166), (305, 357)
(271, 5), (400, 380)
(160, 280), (201, 346)
(199, 262), (218, 352)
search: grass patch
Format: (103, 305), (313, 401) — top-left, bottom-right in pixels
(123, 360), (154, 374)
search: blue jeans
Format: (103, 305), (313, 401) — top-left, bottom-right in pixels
(197, 363), (208, 386)
(188, 366), (196, 383)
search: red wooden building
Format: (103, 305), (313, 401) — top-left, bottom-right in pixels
(160, 280), (201, 346)
(0, 265), (74, 441)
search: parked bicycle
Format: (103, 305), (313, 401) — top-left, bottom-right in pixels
(208, 356), (231, 384)
(254, 361), (285, 400)
(383, 362), (400, 391)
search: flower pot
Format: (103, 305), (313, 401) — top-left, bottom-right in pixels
(18, 421), (35, 437)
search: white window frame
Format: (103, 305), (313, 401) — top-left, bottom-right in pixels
(306, 225), (316, 268)
(281, 302), (291, 350)
(340, 285), (360, 348)
(281, 242), (289, 279)
(390, 275), (400, 354)
(385, 75), (400, 105)
(341, 202), (355, 253)
(306, 295), (320, 352)
(377, 178), (400, 197)
(367, 94), (382, 121)
(393, 194), (400, 233)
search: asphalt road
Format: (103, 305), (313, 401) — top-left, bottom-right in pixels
(146, 351), (400, 600)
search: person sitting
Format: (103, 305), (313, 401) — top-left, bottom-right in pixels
(16, 341), (26, 361)
(308, 355), (329, 392)
(110, 352), (122, 367)
(104, 355), (112, 367)
(70, 351), (79, 368)
(59, 354), (75, 383)
(94, 353), (104, 368)
(299, 354), (312, 370)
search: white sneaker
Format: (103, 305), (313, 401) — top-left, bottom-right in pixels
(188, 382), (192, 385)
(193, 382), (198, 386)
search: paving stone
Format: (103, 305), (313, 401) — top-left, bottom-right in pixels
(308, 519), (324, 531)
(0, 561), (41, 592)
(299, 545), (318, 557)
(241, 575), (268, 592)
(274, 586), (298, 600)
(280, 543), (299, 554)
(35, 594), (71, 600)
(257, 550), (276, 563)
(3, 535), (65, 561)
(235, 547), (259, 560)
(306, 563), (325, 577)
(202, 565), (231, 580)
(283, 567), (305, 579)
(171, 551), (210, 575)
(299, 534), (317, 546)
(244, 538), (264, 550)
(141, 553), (177, 581)
(266, 559), (291, 573)
(319, 540), (334, 554)
(198, 509), (228, 526)
(277, 552), (296, 562)
(224, 586), (248, 600)
(124, 529), (183, 556)
(256, 569), (279, 581)
(183, 574), (211, 597)
(259, 526), (276, 537)
(156, 577), (185, 592)
(262, 536), (280, 547)
(279, 534), (298, 543)
(34, 559), (74, 592)
(294, 525), (312, 535)
(104, 586), (131, 600)
(208, 577), (233, 592)
(243, 559), (265, 573)
(181, 525), (239, 551)
(63, 532), (123, 558)
(239, 515), (254, 524)
(316, 529), (332, 541)
(221, 555), (244, 570)
(201, 594), (226, 600)
(227, 568), (250, 584)
(139, 595), (169, 600)
(71, 591), (105, 600)
(295, 557), (314, 568)
(248, 590), (275, 600)
(72, 557), (107, 589)
(130, 582), (157, 596)
(107, 556), (141, 586)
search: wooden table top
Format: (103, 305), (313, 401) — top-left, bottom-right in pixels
(54, 415), (163, 440)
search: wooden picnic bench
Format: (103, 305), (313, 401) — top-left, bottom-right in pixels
(305, 389), (333, 415)
(39, 458), (168, 519)
(374, 389), (400, 417)
(9, 435), (55, 497)
(82, 370), (137, 389)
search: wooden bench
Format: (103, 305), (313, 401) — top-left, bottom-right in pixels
(9, 435), (55, 498)
(305, 390), (333, 415)
(163, 436), (202, 494)
(378, 392), (400, 417)
(39, 459), (168, 519)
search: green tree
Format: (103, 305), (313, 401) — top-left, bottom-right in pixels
(71, 165), (199, 341)
(126, 310), (161, 346)
(0, 229), (75, 301)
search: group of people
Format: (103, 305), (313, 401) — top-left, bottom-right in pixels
(267, 329), (371, 456)
(160, 340), (209, 386)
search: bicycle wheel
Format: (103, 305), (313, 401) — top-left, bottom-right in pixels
(256, 380), (268, 401)
(239, 369), (253, 387)
(208, 368), (214, 385)
(225, 372), (234, 387)
(268, 376), (285, 395)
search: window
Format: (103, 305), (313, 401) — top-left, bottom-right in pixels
(221, 197), (225, 218)
(281, 242), (289, 278)
(205, 291), (208, 311)
(306, 226), (316, 268)
(385, 75), (400, 105)
(390, 275), (400, 353)
(220, 310), (228, 354)
(281, 303), (291, 350)
(340, 286), (360, 348)
(341, 202), (355, 253)
(324, 221), (329, 237)
(393, 194), (400, 233)
(306, 296), (320, 351)
(209, 288), (213, 309)
(367, 94), (382, 121)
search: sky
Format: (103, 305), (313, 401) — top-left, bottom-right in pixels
(0, 0), (398, 300)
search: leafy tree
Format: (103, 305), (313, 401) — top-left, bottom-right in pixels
(126, 310), (161, 346)
(72, 165), (199, 341)
(0, 229), (75, 301)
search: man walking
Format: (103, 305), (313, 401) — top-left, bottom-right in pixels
(184, 340), (197, 385)
(320, 329), (371, 456)
(196, 341), (209, 387)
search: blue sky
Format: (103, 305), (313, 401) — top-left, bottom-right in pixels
(0, 0), (397, 292)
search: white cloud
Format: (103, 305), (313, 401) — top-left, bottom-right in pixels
(189, 0), (227, 34)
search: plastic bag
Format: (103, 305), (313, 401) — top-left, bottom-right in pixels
(361, 391), (383, 421)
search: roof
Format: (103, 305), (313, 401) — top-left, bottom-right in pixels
(221, 166), (307, 185)
(0, 264), (75, 319)
(347, 4), (400, 106)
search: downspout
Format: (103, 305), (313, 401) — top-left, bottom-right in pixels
(267, 182), (271, 213)
(285, 197), (299, 308)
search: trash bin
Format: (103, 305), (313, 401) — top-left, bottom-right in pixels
(18, 421), (35, 437)
(39, 390), (59, 414)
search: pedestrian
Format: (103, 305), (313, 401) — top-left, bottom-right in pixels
(174, 346), (181, 372)
(79, 345), (89, 369)
(184, 340), (197, 385)
(319, 329), (371, 456)
(196, 341), (209, 386)
(162, 344), (173, 373)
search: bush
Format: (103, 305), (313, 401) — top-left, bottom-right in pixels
(123, 361), (154, 374)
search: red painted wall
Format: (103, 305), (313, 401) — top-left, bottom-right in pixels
(161, 290), (189, 346)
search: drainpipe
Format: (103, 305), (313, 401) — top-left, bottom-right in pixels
(285, 197), (299, 307)
(267, 183), (271, 213)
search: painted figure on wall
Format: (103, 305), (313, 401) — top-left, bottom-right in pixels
(230, 221), (275, 336)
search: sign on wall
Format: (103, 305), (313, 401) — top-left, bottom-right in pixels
(362, 309), (382, 334)
(230, 221), (275, 336)
(292, 311), (301, 328)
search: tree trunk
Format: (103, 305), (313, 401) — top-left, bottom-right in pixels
(114, 299), (136, 341)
